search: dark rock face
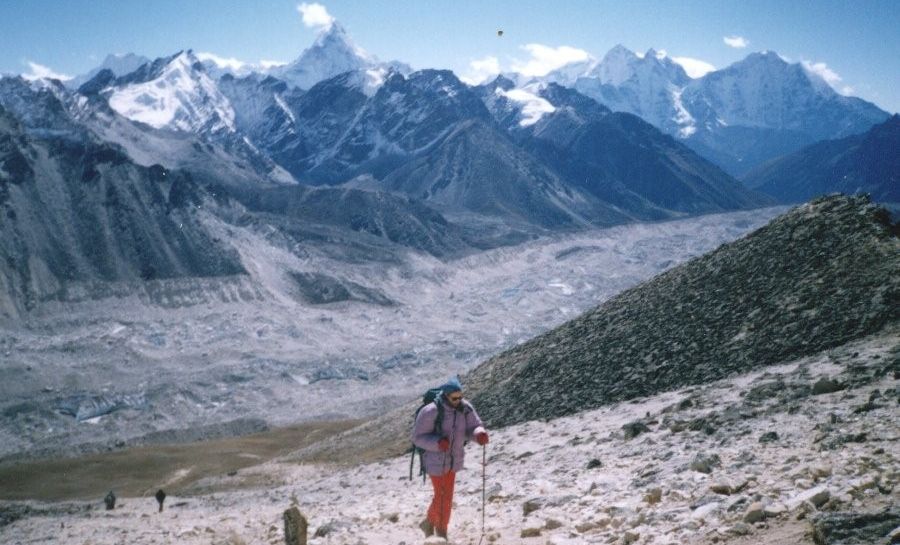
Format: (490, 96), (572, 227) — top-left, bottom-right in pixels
(744, 115), (900, 204)
(0, 107), (244, 319)
(381, 119), (624, 228)
(465, 195), (899, 427)
(236, 183), (469, 257)
(811, 510), (900, 545)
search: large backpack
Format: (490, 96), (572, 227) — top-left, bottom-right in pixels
(409, 387), (445, 482)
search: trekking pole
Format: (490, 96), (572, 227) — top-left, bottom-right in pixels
(477, 444), (487, 545)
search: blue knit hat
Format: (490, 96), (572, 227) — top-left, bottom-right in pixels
(440, 377), (463, 394)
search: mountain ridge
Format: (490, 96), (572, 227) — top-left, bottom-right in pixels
(744, 114), (900, 203)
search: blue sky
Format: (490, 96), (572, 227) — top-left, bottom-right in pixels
(1, 0), (898, 112)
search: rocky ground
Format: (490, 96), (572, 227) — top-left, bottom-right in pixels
(2, 325), (896, 544)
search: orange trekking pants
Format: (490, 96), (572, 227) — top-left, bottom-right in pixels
(427, 470), (456, 533)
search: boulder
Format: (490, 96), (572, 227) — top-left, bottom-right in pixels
(811, 510), (900, 545)
(812, 378), (845, 395)
(788, 486), (831, 511)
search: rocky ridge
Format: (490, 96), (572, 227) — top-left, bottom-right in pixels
(466, 195), (899, 427)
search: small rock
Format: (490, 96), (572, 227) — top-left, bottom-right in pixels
(383, 512), (399, 523)
(692, 501), (721, 520)
(710, 483), (733, 495)
(622, 421), (650, 440)
(759, 431), (779, 443)
(623, 530), (640, 544)
(810, 465), (832, 480)
(846, 476), (879, 498)
(812, 377), (844, 395)
(587, 458), (603, 469)
(764, 503), (787, 518)
(744, 502), (766, 523)
(787, 485), (830, 510)
(520, 527), (542, 538)
(644, 488), (662, 505)
(544, 519), (563, 530)
(523, 498), (543, 517)
(729, 522), (752, 536)
(691, 453), (722, 474)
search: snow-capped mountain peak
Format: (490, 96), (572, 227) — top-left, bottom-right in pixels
(272, 22), (381, 91)
(67, 53), (150, 90)
(313, 21), (373, 62)
(592, 44), (639, 85)
(104, 50), (237, 134)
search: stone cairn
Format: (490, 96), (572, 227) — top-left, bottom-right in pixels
(284, 506), (308, 545)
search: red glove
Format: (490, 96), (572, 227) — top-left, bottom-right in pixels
(437, 437), (450, 452)
(475, 431), (489, 445)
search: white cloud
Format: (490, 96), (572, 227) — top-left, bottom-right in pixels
(297, 3), (334, 30)
(197, 52), (246, 71)
(723, 35), (749, 48)
(460, 56), (501, 85)
(21, 61), (71, 81)
(511, 44), (591, 77)
(802, 60), (842, 86)
(260, 59), (287, 70)
(672, 56), (716, 78)
(801, 60), (856, 96)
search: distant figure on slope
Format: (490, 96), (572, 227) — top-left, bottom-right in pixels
(412, 377), (489, 540)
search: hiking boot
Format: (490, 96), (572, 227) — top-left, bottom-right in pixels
(419, 518), (434, 537)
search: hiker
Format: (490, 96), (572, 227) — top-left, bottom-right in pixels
(412, 377), (489, 539)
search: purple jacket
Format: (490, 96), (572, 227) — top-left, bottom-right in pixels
(412, 397), (485, 476)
